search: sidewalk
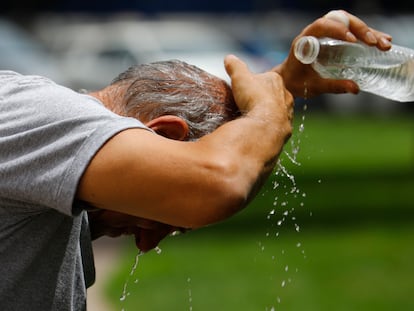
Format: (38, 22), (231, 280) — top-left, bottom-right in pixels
(88, 236), (125, 311)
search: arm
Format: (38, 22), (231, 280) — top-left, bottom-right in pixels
(77, 55), (293, 229)
(273, 10), (393, 98)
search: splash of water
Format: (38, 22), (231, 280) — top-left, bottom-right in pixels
(265, 103), (309, 310)
(120, 247), (163, 310)
(187, 277), (193, 311)
(120, 251), (142, 306)
(269, 104), (308, 234)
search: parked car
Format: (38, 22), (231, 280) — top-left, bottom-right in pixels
(34, 16), (269, 90)
(0, 18), (66, 85)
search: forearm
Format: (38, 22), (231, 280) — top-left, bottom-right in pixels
(199, 114), (290, 209)
(187, 56), (293, 220)
(77, 57), (293, 229)
(199, 97), (291, 188)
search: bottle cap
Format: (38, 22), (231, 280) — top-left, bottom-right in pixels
(294, 36), (320, 64)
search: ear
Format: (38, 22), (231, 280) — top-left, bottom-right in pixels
(145, 115), (189, 141)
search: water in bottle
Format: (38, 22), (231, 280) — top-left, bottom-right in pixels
(294, 36), (414, 102)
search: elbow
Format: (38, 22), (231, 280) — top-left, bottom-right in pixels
(183, 160), (252, 229)
(190, 192), (247, 230)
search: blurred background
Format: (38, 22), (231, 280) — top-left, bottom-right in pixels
(1, 1), (413, 310)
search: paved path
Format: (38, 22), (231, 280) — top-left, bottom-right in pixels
(88, 237), (125, 311)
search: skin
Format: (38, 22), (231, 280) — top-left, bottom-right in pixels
(77, 10), (393, 252)
(273, 10), (392, 98)
(78, 55), (293, 228)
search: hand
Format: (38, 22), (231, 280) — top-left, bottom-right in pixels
(225, 54), (293, 126)
(88, 209), (183, 252)
(274, 10), (393, 98)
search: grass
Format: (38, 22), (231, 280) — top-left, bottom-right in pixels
(104, 113), (413, 310)
(106, 225), (414, 311)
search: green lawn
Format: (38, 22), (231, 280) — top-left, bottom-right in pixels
(106, 226), (414, 311)
(104, 113), (413, 310)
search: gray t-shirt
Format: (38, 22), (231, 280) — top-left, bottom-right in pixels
(0, 71), (149, 310)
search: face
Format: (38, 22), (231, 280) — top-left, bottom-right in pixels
(88, 209), (182, 252)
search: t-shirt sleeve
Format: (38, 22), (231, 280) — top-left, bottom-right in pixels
(0, 72), (151, 216)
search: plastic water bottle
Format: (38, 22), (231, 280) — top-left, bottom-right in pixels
(293, 36), (414, 102)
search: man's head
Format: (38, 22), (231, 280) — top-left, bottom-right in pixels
(87, 60), (240, 251)
(94, 60), (239, 141)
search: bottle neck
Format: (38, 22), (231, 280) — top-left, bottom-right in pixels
(294, 36), (320, 64)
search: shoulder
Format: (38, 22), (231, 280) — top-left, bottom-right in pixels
(0, 73), (151, 215)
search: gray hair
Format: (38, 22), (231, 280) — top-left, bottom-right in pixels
(110, 60), (239, 140)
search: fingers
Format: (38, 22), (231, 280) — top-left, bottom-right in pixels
(224, 54), (251, 79)
(224, 54), (259, 112)
(309, 79), (360, 97)
(325, 10), (392, 50)
(324, 10), (350, 27)
(344, 11), (392, 49)
(302, 10), (392, 51)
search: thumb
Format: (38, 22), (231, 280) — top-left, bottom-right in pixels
(224, 54), (250, 79)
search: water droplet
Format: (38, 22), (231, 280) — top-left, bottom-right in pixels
(154, 246), (162, 254)
(187, 277), (193, 311)
(120, 251), (142, 304)
(281, 280), (286, 287)
(285, 265), (289, 272)
(277, 161), (296, 188)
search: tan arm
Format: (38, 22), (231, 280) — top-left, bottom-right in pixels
(77, 55), (293, 229)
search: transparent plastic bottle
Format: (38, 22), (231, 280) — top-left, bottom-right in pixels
(294, 36), (414, 102)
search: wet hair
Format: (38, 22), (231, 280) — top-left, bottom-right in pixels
(110, 60), (239, 140)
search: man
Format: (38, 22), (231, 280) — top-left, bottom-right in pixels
(86, 60), (241, 251)
(0, 10), (391, 310)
